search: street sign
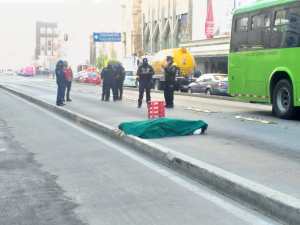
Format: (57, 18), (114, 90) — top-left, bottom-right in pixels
(93, 32), (121, 42)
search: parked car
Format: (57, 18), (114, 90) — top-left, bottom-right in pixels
(178, 76), (197, 92)
(188, 73), (229, 96)
(123, 71), (138, 87)
(85, 72), (101, 85)
(18, 66), (36, 77)
(76, 71), (101, 85)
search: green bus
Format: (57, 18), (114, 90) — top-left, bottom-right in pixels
(229, 0), (300, 118)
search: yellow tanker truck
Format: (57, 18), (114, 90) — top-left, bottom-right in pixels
(149, 48), (196, 90)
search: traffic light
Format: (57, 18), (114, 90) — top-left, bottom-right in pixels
(64, 34), (68, 42)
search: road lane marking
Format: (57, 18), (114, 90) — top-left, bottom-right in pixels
(235, 115), (276, 125)
(185, 107), (218, 114)
(8, 92), (277, 225)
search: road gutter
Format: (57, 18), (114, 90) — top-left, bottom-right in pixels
(1, 84), (299, 225)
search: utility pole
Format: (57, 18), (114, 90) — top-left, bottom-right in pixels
(188, 0), (193, 41)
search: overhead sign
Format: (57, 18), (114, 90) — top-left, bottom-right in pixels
(93, 32), (121, 42)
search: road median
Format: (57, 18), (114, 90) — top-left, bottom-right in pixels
(0, 84), (299, 225)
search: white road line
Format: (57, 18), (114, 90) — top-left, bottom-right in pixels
(185, 107), (218, 113)
(4, 91), (279, 225)
(235, 115), (276, 125)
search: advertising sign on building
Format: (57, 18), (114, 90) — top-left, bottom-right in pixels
(205, 0), (214, 39)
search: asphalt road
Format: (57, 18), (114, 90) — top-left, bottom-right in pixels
(0, 84), (280, 224)
(1, 75), (300, 200)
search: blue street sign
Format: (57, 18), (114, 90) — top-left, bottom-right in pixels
(93, 32), (121, 42)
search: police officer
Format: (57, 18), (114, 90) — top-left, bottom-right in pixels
(115, 63), (125, 100)
(101, 64), (115, 101)
(136, 58), (154, 108)
(164, 56), (178, 108)
(55, 60), (66, 106)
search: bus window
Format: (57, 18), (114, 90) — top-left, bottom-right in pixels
(248, 13), (271, 49)
(274, 10), (289, 26)
(271, 7), (300, 48)
(236, 17), (249, 32)
(231, 16), (249, 52)
(251, 14), (270, 30)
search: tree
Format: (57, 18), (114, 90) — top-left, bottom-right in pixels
(96, 50), (109, 70)
(110, 45), (117, 60)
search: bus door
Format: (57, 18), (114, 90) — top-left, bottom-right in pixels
(245, 11), (273, 98)
(229, 15), (249, 96)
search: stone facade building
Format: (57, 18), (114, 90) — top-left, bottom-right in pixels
(142, 0), (193, 54)
(121, 0), (143, 57)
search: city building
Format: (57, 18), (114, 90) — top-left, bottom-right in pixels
(140, 0), (256, 74)
(121, 0), (143, 57)
(181, 0), (256, 74)
(141, 0), (193, 54)
(35, 21), (60, 71)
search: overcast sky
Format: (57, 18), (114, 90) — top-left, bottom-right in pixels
(0, 0), (122, 69)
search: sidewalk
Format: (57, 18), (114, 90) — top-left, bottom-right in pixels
(5, 82), (300, 202)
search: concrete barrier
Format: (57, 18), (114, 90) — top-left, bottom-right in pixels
(1, 84), (299, 225)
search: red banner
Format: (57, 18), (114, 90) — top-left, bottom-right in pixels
(205, 0), (214, 39)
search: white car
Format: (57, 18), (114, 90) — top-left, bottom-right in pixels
(123, 71), (138, 87)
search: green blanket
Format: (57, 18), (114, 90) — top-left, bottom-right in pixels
(119, 118), (208, 139)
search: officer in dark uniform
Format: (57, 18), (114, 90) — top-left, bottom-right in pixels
(136, 58), (154, 108)
(55, 60), (66, 106)
(164, 56), (178, 108)
(101, 66), (108, 101)
(115, 63), (125, 100)
(101, 64), (115, 101)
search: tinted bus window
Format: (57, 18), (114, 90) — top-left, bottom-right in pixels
(252, 14), (270, 29)
(236, 17), (249, 32)
(274, 10), (289, 26)
(231, 16), (249, 52)
(271, 7), (300, 48)
(248, 13), (271, 50)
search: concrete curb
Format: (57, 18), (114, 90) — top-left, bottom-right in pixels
(1, 84), (299, 224)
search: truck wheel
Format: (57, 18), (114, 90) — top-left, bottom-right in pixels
(272, 79), (295, 119)
(154, 80), (160, 90)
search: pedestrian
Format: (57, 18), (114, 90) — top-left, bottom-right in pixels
(164, 56), (179, 108)
(136, 58), (154, 108)
(115, 63), (125, 100)
(111, 63), (119, 101)
(101, 63), (115, 101)
(55, 60), (66, 106)
(64, 61), (73, 102)
(101, 66), (109, 101)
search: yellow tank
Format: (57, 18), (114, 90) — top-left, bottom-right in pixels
(150, 48), (196, 77)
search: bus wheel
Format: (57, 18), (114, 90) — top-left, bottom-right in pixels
(272, 79), (295, 119)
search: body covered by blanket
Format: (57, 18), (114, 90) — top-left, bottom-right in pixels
(119, 118), (208, 139)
